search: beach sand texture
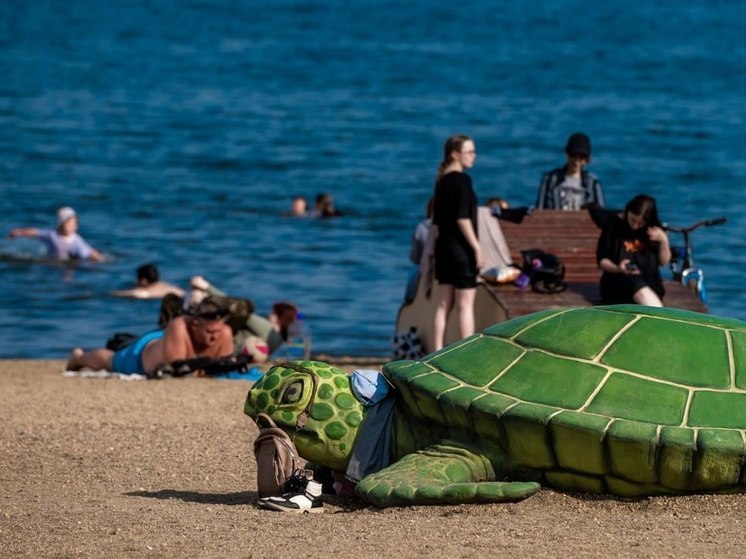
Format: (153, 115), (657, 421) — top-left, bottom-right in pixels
(2, 359), (745, 558)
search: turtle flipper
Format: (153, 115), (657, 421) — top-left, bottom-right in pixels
(356, 442), (540, 507)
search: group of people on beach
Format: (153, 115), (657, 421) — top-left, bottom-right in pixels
(9, 134), (672, 373)
(67, 272), (301, 377)
(7, 208), (304, 377)
(418, 132), (671, 352)
(6, 186), (343, 368)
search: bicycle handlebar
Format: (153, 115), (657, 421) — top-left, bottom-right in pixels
(705, 217), (727, 227)
(664, 216), (727, 233)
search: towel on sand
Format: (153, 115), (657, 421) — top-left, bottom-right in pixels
(62, 366), (264, 381)
(62, 370), (146, 380)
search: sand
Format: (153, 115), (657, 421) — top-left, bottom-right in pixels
(2, 358), (745, 558)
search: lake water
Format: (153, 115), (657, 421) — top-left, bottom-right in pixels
(1, 0), (745, 358)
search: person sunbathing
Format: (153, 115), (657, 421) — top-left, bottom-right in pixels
(66, 298), (233, 376)
(178, 276), (299, 359)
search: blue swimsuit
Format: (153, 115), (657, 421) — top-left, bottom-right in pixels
(112, 330), (164, 374)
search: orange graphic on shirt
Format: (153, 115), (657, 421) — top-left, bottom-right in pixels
(624, 239), (647, 253)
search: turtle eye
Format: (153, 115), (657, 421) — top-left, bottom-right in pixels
(281, 381), (303, 405)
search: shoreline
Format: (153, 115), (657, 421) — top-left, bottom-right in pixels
(2, 359), (745, 558)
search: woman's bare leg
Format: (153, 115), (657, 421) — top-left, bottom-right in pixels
(454, 287), (477, 339)
(633, 286), (663, 307)
(66, 348), (115, 371)
(431, 284), (454, 352)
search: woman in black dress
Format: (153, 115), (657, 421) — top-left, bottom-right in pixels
(597, 194), (671, 306)
(426, 134), (483, 351)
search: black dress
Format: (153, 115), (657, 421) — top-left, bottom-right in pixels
(596, 216), (665, 303)
(433, 171), (478, 289)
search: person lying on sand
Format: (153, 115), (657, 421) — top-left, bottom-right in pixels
(67, 298), (233, 376)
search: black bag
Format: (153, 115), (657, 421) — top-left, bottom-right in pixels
(105, 332), (138, 351)
(521, 249), (567, 294)
(160, 353), (255, 377)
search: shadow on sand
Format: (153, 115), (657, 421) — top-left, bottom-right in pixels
(126, 489), (256, 506)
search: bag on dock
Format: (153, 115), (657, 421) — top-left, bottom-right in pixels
(521, 249), (567, 294)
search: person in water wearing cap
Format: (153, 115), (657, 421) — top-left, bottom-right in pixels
(7, 206), (104, 261)
(66, 297), (233, 376)
(535, 132), (605, 210)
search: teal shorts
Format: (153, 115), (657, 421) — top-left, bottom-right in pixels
(112, 330), (164, 374)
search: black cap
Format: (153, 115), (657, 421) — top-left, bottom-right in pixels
(565, 132), (591, 157)
(192, 297), (230, 320)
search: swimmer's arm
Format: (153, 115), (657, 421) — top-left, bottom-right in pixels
(76, 236), (104, 262)
(8, 228), (39, 238)
(161, 283), (186, 298)
(88, 248), (105, 262)
(189, 276), (226, 298)
(111, 288), (151, 299)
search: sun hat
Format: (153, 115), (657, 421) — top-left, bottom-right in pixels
(57, 206), (77, 226)
(565, 132), (591, 157)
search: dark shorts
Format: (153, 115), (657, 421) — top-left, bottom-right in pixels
(435, 253), (477, 289)
(600, 273), (654, 304)
(435, 261), (477, 289)
(437, 274), (478, 289)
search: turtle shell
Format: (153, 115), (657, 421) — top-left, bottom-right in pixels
(383, 305), (746, 494)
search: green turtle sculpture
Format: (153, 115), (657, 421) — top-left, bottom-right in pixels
(244, 305), (746, 507)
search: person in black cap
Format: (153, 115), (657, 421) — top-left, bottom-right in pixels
(535, 132), (605, 210)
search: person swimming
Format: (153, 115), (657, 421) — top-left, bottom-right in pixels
(111, 263), (185, 299)
(8, 206), (104, 262)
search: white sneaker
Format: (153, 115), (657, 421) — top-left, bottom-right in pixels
(258, 480), (324, 513)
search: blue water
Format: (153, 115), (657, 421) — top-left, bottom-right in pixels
(1, 0), (745, 358)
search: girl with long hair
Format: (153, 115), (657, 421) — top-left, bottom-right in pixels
(425, 134), (484, 351)
(597, 194), (671, 306)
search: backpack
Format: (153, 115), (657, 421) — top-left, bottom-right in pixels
(521, 249), (567, 294)
(105, 332), (138, 351)
(253, 413), (304, 498)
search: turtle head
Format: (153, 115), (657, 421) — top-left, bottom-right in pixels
(244, 360), (365, 471)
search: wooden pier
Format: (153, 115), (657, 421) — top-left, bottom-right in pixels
(396, 210), (707, 353)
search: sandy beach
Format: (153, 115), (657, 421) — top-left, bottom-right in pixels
(2, 358), (745, 558)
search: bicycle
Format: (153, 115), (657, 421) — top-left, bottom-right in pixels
(664, 217), (727, 303)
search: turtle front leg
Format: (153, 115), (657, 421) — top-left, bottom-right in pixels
(356, 442), (540, 507)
